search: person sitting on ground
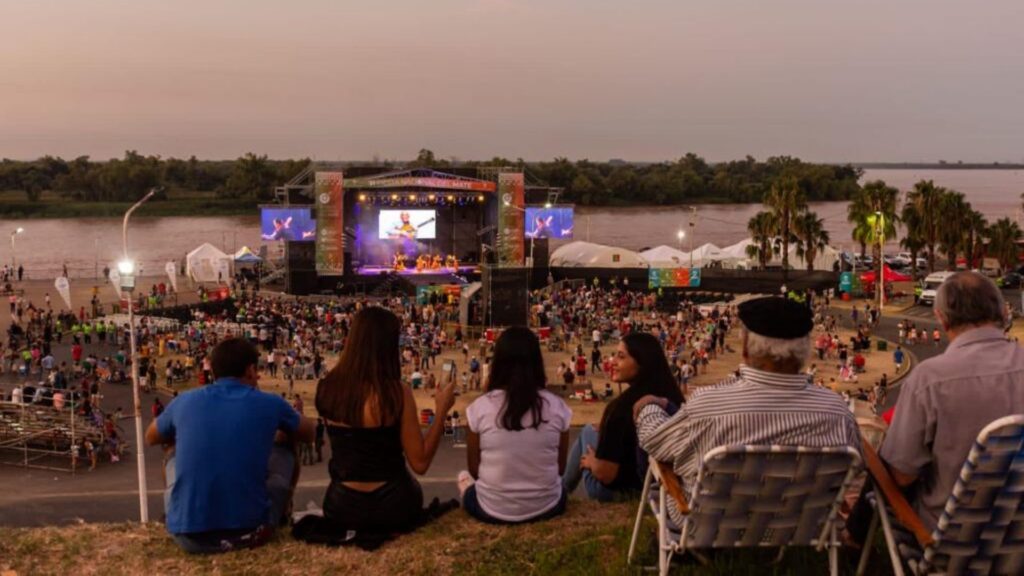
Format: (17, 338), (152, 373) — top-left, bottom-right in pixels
(853, 272), (1024, 537)
(563, 332), (684, 502)
(313, 307), (456, 537)
(145, 337), (315, 554)
(632, 297), (861, 527)
(459, 327), (571, 524)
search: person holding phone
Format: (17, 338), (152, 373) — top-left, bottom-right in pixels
(315, 307), (456, 534)
(459, 327), (571, 524)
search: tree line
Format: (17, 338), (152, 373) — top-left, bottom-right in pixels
(745, 178), (1023, 273)
(0, 149), (861, 206)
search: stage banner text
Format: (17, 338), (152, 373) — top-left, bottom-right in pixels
(315, 172), (345, 275)
(496, 172), (525, 266)
(648, 267), (701, 288)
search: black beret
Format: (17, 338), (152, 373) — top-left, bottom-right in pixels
(738, 297), (813, 339)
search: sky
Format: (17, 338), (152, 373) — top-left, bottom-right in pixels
(2, 0), (1023, 163)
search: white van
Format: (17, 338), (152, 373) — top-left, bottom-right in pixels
(919, 271), (957, 306)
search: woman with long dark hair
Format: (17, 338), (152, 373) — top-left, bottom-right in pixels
(314, 307), (455, 534)
(459, 327), (572, 523)
(562, 331), (683, 501)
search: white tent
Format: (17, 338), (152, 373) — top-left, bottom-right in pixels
(686, 243), (723, 268)
(715, 238), (842, 271)
(187, 243), (233, 283)
(718, 239), (759, 269)
(778, 243), (841, 271)
(549, 241), (648, 269)
(639, 245), (690, 267)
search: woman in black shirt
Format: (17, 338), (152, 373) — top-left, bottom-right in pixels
(562, 332), (683, 501)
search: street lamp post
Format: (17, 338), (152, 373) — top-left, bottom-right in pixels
(689, 206), (697, 268)
(10, 227), (24, 275)
(121, 189), (155, 523)
(876, 211), (884, 314)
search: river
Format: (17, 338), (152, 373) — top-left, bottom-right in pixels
(1, 169), (1021, 279)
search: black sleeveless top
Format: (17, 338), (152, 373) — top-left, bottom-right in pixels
(327, 423), (407, 482)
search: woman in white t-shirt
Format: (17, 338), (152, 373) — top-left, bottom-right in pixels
(459, 327), (572, 524)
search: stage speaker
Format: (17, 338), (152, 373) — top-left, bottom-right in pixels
(287, 241), (316, 270)
(482, 266), (530, 327)
(288, 270), (319, 295)
(529, 238), (549, 268)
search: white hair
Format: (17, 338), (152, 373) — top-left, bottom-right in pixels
(744, 329), (811, 369)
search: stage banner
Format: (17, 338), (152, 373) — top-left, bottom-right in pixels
(54, 276), (72, 309)
(315, 172), (345, 275)
(648, 268), (701, 289)
(165, 261), (178, 292)
(496, 172), (525, 266)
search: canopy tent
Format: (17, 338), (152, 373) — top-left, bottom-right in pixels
(686, 243), (723, 268)
(186, 243), (233, 283)
(639, 245), (690, 267)
(234, 246), (263, 263)
(714, 239), (841, 271)
(549, 241), (648, 269)
(859, 264), (913, 284)
(717, 239), (759, 269)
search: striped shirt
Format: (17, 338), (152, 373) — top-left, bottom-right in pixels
(637, 365), (861, 526)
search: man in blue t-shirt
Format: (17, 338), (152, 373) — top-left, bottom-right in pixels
(146, 338), (315, 554)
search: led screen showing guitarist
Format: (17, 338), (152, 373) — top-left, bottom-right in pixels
(379, 209), (437, 240)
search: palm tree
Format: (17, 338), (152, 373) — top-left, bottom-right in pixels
(794, 211), (830, 271)
(900, 198), (926, 279)
(848, 180), (900, 261)
(937, 191), (969, 271)
(746, 211), (777, 269)
(904, 180), (944, 272)
(764, 177), (805, 278)
(960, 209), (988, 270)
(987, 218), (1023, 272)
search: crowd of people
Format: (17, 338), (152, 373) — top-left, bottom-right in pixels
(5, 269), (1024, 568)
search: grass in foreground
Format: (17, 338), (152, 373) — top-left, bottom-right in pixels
(0, 501), (895, 575)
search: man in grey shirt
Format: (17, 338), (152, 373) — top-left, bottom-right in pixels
(880, 271), (1024, 531)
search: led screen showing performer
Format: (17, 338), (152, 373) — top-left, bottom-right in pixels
(525, 206), (574, 239)
(260, 207), (316, 242)
(379, 209), (437, 240)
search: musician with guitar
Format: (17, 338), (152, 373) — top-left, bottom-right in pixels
(387, 212), (436, 240)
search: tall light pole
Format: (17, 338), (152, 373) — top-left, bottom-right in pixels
(121, 189), (155, 523)
(876, 211), (884, 314)
(688, 206), (697, 268)
(10, 227), (24, 275)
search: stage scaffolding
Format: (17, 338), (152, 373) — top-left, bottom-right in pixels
(0, 400), (104, 473)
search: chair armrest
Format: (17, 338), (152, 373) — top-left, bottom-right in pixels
(654, 461), (689, 515)
(861, 437), (935, 548)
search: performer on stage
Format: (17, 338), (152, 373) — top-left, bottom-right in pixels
(392, 252), (407, 271)
(526, 214), (554, 239)
(430, 254), (442, 270)
(415, 254), (428, 272)
(445, 254), (459, 270)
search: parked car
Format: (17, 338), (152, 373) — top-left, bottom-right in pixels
(998, 272), (1024, 289)
(919, 271), (958, 305)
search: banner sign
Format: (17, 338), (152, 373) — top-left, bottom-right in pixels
(648, 268), (701, 289)
(345, 176), (496, 192)
(315, 172), (345, 275)
(839, 272), (853, 293)
(165, 261), (178, 292)
(54, 276), (72, 309)
(496, 172), (526, 266)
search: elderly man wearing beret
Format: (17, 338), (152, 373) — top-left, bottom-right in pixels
(633, 296), (862, 527)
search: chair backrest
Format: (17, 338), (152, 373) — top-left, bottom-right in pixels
(686, 445), (861, 548)
(925, 415), (1024, 575)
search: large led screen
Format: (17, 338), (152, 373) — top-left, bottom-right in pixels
(525, 206), (574, 239)
(379, 209), (437, 240)
(260, 207), (316, 242)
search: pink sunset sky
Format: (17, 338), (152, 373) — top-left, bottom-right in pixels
(2, 0), (1022, 162)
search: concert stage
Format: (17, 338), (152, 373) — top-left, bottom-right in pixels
(356, 265), (479, 277)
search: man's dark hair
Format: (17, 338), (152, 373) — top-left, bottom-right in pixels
(935, 271), (1006, 330)
(211, 338), (260, 379)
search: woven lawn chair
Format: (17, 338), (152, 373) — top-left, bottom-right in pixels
(857, 415), (1024, 576)
(627, 445), (862, 576)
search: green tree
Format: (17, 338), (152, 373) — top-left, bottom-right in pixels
(794, 211), (830, 271)
(746, 211), (777, 269)
(937, 191), (971, 271)
(219, 153), (277, 200)
(764, 177), (806, 277)
(986, 218), (1022, 272)
(904, 180), (944, 272)
(900, 201), (926, 278)
(848, 180), (900, 260)
(960, 209), (988, 269)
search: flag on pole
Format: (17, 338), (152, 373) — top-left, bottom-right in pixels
(165, 261), (177, 292)
(54, 276), (72, 310)
(108, 267), (123, 300)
